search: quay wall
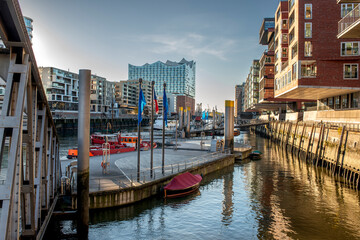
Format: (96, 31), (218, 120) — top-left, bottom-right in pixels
(71, 154), (235, 209)
(256, 121), (360, 188)
(54, 117), (150, 135)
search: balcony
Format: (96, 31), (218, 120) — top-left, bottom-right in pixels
(337, 0), (360, 3)
(338, 4), (360, 38)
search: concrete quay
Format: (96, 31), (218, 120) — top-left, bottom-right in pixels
(60, 139), (237, 209)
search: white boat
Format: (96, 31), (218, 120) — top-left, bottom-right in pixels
(153, 116), (177, 130)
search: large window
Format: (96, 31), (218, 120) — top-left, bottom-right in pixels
(305, 23), (312, 38)
(305, 41), (313, 57)
(341, 42), (359, 56)
(335, 96), (341, 109)
(305, 4), (312, 19)
(344, 64), (358, 79)
(341, 3), (358, 17)
(351, 92), (360, 108)
(301, 61), (317, 78)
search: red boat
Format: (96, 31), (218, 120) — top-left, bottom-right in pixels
(67, 133), (156, 159)
(91, 133), (156, 148)
(164, 172), (202, 198)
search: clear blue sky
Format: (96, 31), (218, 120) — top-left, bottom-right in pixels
(19, 0), (281, 112)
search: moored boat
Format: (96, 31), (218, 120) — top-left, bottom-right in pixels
(249, 150), (262, 160)
(164, 172), (202, 198)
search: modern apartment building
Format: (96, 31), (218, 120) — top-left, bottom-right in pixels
(273, 0), (360, 112)
(259, 18), (276, 103)
(128, 58), (196, 99)
(90, 75), (113, 113)
(24, 16), (33, 43)
(243, 60), (260, 111)
(39, 67), (115, 115)
(39, 67), (79, 111)
(235, 83), (244, 117)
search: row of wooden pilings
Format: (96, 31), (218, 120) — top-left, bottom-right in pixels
(255, 121), (360, 190)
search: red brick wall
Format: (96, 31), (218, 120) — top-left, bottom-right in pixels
(176, 96), (195, 115)
(297, 0), (360, 88)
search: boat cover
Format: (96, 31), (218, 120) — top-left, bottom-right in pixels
(164, 172), (202, 190)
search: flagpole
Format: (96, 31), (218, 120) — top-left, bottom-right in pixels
(137, 78), (142, 182)
(162, 83), (166, 175)
(150, 81), (154, 178)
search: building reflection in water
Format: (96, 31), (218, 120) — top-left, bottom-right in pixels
(221, 171), (234, 225)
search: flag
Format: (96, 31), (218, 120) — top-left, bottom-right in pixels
(138, 86), (146, 125)
(163, 88), (168, 127)
(154, 90), (159, 114)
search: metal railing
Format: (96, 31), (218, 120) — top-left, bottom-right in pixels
(338, 4), (360, 35)
(73, 151), (231, 192)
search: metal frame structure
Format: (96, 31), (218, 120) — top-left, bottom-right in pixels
(0, 0), (60, 239)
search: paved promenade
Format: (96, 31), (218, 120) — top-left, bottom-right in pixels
(61, 139), (223, 192)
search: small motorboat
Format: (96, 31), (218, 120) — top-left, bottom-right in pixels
(249, 150), (262, 160)
(234, 129), (240, 136)
(164, 172), (202, 198)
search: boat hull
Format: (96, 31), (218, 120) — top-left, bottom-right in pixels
(164, 184), (200, 198)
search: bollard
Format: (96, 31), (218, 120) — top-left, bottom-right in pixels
(179, 107), (183, 131)
(77, 69), (91, 238)
(186, 107), (191, 138)
(224, 100), (234, 154)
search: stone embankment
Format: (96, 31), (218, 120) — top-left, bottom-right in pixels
(256, 121), (360, 189)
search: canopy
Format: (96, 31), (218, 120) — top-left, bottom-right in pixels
(164, 172), (202, 190)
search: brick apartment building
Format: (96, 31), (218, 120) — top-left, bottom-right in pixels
(176, 95), (195, 115)
(273, 0), (360, 112)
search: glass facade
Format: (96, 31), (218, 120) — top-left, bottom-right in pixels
(128, 58), (196, 98)
(24, 16), (33, 43)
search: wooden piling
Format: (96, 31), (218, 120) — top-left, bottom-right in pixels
(305, 123), (315, 162)
(299, 123), (307, 155)
(333, 126), (346, 175)
(291, 122), (298, 153)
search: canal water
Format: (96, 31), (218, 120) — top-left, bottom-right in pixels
(56, 132), (360, 239)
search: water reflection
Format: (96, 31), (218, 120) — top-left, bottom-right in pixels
(50, 132), (360, 239)
(222, 171), (234, 225)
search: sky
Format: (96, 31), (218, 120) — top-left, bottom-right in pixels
(19, 0), (280, 112)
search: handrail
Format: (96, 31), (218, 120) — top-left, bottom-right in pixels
(338, 4), (360, 35)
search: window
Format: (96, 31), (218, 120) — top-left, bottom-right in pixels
(288, 71), (291, 84)
(335, 96), (340, 109)
(341, 3), (358, 17)
(289, 0), (295, 11)
(341, 94), (349, 109)
(305, 23), (312, 38)
(344, 64), (358, 79)
(289, 12), (295, 28)
(289, 29), (295, 43)
(292, 43), (298, 59)
(301, 61), (317, 77)
(282, 48), (288, 58)
(305, 4), (312, 19)
(282, 20), (288, 30)
(328, 97), (334, 109)
(292, 62), (297, 80)
(305, 41), (313, 57)
(341, 42), (359, 56)
(351, 92), (360, 108)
